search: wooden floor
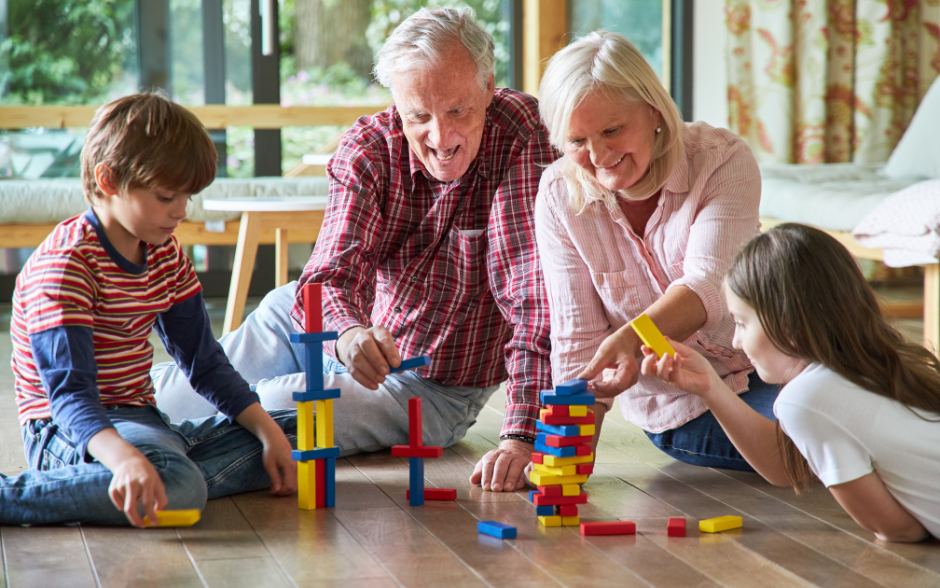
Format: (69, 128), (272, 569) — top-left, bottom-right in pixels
(0, 299), (937, 588)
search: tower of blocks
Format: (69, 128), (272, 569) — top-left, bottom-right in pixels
(393, 397), (457, 505)
(528, 378), (595, 527)
(288, 283), (341, 510)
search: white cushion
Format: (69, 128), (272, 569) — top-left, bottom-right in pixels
(882, 76), (940, 179)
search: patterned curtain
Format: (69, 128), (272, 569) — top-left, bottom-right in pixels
(726, 0), (940, 165)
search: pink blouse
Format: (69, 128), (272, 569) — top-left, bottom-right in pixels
(535, 122), (760, 433)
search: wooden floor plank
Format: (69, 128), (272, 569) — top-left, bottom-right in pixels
(178, 497), (272, 561)
(1, 526), (97, 588)
(82, 526), (205, 588)
(196, 557), (292, 588)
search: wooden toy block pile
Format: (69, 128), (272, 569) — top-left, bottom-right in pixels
(288, 283), (340, 510)
(392, 397), (456, 505)
(529, 378), (595, 527)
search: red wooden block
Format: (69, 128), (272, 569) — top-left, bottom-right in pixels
(576, 463), (594, 475)
(667, 518), (686, 537)
(558, 504), (578, 517)
(303, 283), (323, 333)
(531, 452), (544, 464)
(536, 485), (562, 497)
(409, 397), (422, 447)
(315, 458), (326, 508)
(543, 405), (571, 417)
(391, 445), (443, 458)
(540, 414), (596, 426)
(580, 521), (636, 536)
(407, 488), (457, 501)
(543, 434), (594, 448)
(574, 444), (592, 456)
(532, 492), (588, 506)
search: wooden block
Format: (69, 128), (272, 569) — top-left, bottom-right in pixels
(543, 453), (593, 467)
(389, 355), (432, 373)
(409, 457), (424, 506)
(315, 458), (326, 509)
(630, 313), (675, 358)
(292, 388), (341, 402)
(528, 470), (589, 486)
(535, 504), (554, 517)
(580, 521), (636, 536)
(536, 485), (562, 497)
(699, 515), (743, 533)
(540, 413), (596, 426)
(558, 504), (578, 517)
(535, 441), (592, 458)
(297, 401), (315, 451)
(478, 521), (516, 539)
(298, 461), (316, 510)
(576, 463), (594, 475)
(408, 397), (422, 447)
(290, 331), (339, 344)
(667, 518), (686, 537)
(562, 484), (581, 496)
(532, 492), (587, 506)
(540, 391), (596, 405)
(578, 424), (595, 436)
(390, 445), (443, 458)
(539, 433), (594, 447)
(143, 509), (201, 528)
(302, 283), (323, 333)
(536, 421), (581, 436)
(533, 463), (576, 476)
(569, 405), (590, 417)
(538, 515), (562, 527)
(406, 488), (457, 501)
(530, 451), (544, 464)
(315, 398), (333, 448)
(553, 378), (588, 396)
(561, 516), (580, 527)
(293, 447), (340, 461)
(324, 456), (336, 508)
(529, 490), (540, 502)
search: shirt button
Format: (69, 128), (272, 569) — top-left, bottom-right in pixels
(394, 306), (402, 313)
(410, 276), (418, 283)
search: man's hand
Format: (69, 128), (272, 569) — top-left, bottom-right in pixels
(575, 327), (641, 398)
(87, 428), (168, 528)
(236, 403), (297, 495)
(470, 438), (533, 492)
(336, 326), (402, 390)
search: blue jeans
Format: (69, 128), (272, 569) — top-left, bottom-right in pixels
(152, 282), (499, 455)
(0, 405), (295, 526)
(645, 371), (779, 471)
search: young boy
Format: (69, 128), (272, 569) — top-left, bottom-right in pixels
(2, 93), (297, 527)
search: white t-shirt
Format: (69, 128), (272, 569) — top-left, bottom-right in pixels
(774, 363), (940, 539)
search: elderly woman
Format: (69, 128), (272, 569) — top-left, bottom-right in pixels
(536, 31), (777, 470)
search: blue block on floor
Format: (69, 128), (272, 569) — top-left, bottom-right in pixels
(325, 456), (336, 508)
(529, 490), (541, 502)
(536, 505), (554, 517)
(534, 441), (576, 457)
(541, 391), (596, 405)
(289, 332), (339, 344)
(409, 457), (424, 506)
(536, 421), (580, 437)
(554, 379), (588, 396)
(389, 355), (432, 373)
(292, 388), (342, 402)
(292, 446), (341, 461)
(478, 520), (517, 539)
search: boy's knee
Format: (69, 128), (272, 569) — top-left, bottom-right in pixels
(156, 453), (208, 510)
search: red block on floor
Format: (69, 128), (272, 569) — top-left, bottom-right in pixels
(580, 521), (636, 536)
(391, 445), (443, 458)
(406, 488), (457, 501)
(668, 518), (686, 537)
(543, 434), (593, 448)
(558, 504), (578, 517)
(532, 492), (588, 506)
(576, 463), (594, 475)
(531, 452), (544, 465)
(536, 485), (562, 497)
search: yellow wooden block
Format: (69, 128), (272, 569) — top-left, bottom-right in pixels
(298, 461), (317, 510)
(561, 515), (580, 527)
(529, 471), (589, 486)
(543, 453), (594, 467)
(143, 509), (201, 528)
(569, 405), (589, 417)
(579, 424), (595, 436)
(562, 484), (581, 496)
(699, 515), (743, 533)
(533, 462), (576, 476)
(538, 515), (562, 527)
(630, 313), (675, 358)
(297, 401), (315, 451)
(316, 398), (334, 448)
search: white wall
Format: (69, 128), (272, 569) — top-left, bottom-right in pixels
(692, 1), (729, 129)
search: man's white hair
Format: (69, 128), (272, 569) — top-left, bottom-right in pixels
(373, 7), (495, 93)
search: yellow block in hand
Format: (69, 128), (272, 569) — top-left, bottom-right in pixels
(316, 398), (334, 448)
(699, 515), (743, 533)
(297, 401), (315, 450)
(630, 313), (675, 358)
(143, 509), (201, 528)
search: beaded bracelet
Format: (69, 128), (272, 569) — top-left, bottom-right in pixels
(499, 433), (536, 444)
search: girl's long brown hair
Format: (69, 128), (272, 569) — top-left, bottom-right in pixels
(726, 223), (940, 493)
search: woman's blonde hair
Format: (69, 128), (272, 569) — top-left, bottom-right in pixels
(539, 31), (684, 209)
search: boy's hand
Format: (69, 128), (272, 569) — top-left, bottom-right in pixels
(639, 338), (721, 399)
(236, 403), (297, 495)
(86, 428), (168, 527)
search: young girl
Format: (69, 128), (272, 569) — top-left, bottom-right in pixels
(641, 223), (940, 542)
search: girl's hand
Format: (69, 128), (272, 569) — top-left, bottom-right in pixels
(639, 338), (721, 398)
(575, 329), (641, 398)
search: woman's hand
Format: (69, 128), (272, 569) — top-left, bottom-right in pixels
(639, 338), (723, 399)
(575, 328), (641, 398)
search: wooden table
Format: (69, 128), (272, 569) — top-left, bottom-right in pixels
(203, 196), (329, 334)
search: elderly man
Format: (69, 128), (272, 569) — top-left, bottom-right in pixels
(151, 7), (552, 492)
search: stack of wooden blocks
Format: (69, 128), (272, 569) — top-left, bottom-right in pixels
(392, 397), (454, 506)
(288, 283), (341, 510)
(528, 379), (595, 527)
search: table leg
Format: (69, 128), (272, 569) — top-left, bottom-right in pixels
(276, 228), (289, 288)
(925, 263), (939, 356)
(224, 211), (261, 334)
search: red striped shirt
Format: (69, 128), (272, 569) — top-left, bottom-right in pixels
(12, 211), (202, 424)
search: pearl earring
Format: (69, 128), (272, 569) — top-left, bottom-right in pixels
(655, 126), (662, 134)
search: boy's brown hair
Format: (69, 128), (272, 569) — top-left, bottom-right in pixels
(80, 93), (217, 203)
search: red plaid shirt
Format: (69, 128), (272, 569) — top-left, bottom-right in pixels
(291, 88), (553, 437)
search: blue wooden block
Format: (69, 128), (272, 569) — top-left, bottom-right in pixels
(478, 521), (517, 539)
(536, 505), (554, 517)
(534, 441), (576, 457)
(540, 391), (596, 405)
(554, 379), (588, 396)
(293, 388), (342, 402)
(325, 456), (336, 508)
(299, 345), (324, 391)
(529, 490), (542, 503)
(389, 355), (431, 373)
(289, 332), (339, 343)
(536, 421), (580, 437)
(409, 457), (425, 506)
(292, 446), (341, 461)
